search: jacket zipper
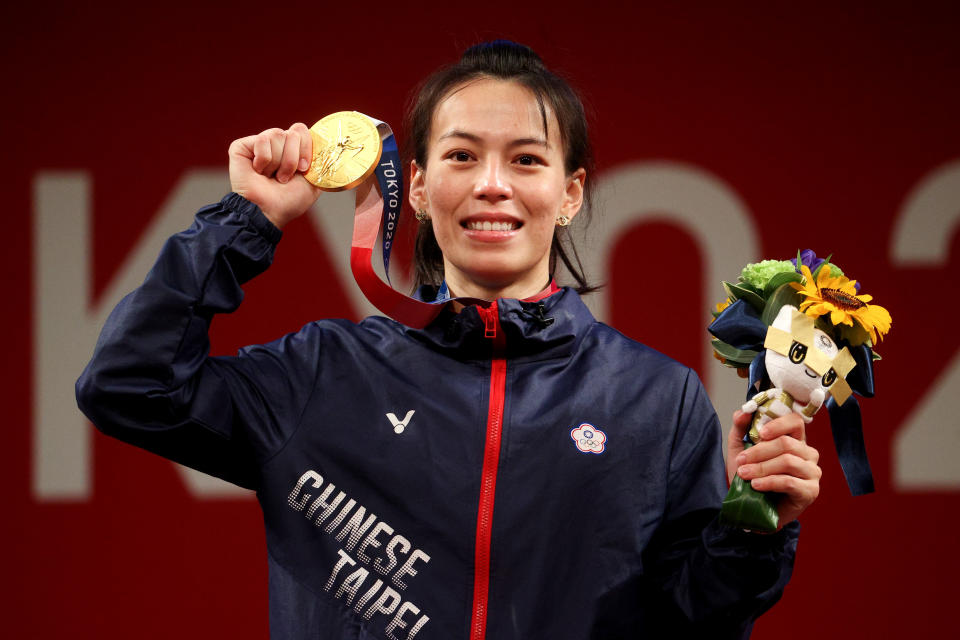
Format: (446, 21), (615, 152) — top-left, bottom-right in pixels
(471, 301), (507, 640)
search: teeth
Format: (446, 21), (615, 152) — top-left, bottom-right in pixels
(467, 220), (517, 231)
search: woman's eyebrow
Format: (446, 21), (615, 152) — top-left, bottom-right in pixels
(438, 130), (550, 148)
(437, 129), (481, 143)
(510, 137), (550, 149)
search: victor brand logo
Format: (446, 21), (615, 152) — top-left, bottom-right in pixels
(571, 423), (607, 454)
(386, 411), (416, 434)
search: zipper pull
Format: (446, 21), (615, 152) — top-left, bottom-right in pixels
(480, 303), (498, 339)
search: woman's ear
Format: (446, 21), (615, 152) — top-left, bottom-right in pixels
(561, 168), (586, 222)
(408, 160), (426, 212)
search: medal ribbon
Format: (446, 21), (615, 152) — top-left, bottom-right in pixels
(349, 119), (463, 328)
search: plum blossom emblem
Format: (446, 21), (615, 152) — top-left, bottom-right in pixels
(570, 423), (606, 454)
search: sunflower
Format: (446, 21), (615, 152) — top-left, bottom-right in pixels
(790, 264), (892, 345)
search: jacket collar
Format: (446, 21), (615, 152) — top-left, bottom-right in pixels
(403, 286), (596, 362)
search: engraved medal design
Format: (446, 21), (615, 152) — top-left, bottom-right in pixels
(304, 111), (383, 191)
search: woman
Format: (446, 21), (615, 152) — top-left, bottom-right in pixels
(78, 41), (820, 639)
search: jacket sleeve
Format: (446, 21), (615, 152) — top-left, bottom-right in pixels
(75, 193), (320, 490)
(641, 369), (799, 638)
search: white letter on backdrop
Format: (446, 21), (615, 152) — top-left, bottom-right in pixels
(892, 159), (960, 490)
(33, 171), (252, 499)
(585, 162), (759, 431)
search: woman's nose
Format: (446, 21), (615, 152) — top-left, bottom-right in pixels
(473, 159), (512, 200)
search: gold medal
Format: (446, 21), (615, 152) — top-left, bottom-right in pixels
(304, 111), (383, 191)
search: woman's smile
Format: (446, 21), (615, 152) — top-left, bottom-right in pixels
(461, 212), (522, 238)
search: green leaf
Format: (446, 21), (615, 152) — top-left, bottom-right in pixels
(762, 270), (803, 298)
(722, 281), (740, 301)
(720, 473), (780, 532)
(760, 283), (804, 326)
(711, 339), (758, 366)
(720, 438), (781, 532)
(735, 280), (763, 296)
(723, 282), (766, 312)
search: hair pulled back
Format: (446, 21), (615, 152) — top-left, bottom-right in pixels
(404, 40), (597, 294)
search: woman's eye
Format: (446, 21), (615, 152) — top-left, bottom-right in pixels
(516, 154), (541, 166)
(449, 151), (471, 162)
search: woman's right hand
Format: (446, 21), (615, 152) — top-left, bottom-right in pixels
(228, 123), (320, 229)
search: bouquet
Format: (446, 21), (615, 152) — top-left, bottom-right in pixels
(708, 250), (892, 531)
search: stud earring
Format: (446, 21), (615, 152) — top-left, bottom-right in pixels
(415, 209), (430, 223)
(556, 215), (570, 227)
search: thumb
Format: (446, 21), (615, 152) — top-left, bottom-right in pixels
(730, 409), (751, 441)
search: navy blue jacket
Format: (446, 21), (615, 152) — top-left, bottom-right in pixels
(77, 193), (798, 639)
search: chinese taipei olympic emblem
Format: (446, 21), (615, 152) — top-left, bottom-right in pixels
(570, 423), (606, 454)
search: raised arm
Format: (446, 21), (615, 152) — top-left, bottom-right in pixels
(76, 124), (323, 489)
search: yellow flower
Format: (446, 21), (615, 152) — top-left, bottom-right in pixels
(714, 298), (732, 314)
(790, 264), (892, 344)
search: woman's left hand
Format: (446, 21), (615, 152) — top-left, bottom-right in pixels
(727, 410), (822, 528)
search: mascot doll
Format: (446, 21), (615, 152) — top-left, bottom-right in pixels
(709, 250), (891, 532)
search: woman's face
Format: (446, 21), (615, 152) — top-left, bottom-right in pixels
(409, 78), (585, 300)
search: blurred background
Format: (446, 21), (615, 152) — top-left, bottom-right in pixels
(3, 1), (959, 637)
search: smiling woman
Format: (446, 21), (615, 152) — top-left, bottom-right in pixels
(76, 40), (820, 640)
(405, 42), (596, 300)
(408, 77), (585, 300)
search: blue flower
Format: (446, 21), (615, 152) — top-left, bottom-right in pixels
(791, 249), (859, 292)
(791, 249), (825, 273)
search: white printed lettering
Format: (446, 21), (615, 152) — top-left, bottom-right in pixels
(324, 498), (357, 533)
(287, 470), (322, 511)
(384, 601), (421, 640)
(311, 487), (347, 527)
(392, 549), (430, 590)
(324, 549), (357, 592)
(363, 585), (401, 620)
(374, 534), (411, 576)
(335, 565), (370, 605)
(357, 521), (394, 565)
(353, 577), (384, 613)
(407, 615), (430, 639)
(335, 506), (378, 552)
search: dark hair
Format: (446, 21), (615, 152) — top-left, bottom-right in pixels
(403, 40), (597, 294)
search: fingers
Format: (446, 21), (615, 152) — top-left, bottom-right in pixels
(227, 123), (322, 229)
(276, 123), (312, 183)
(732, 411), (823, 527)
(294, 122), (312, 173)
(728, 409), (750, 445)
(738, 431), (819, 464)
(726, 409), (754, 484)
(248, 124), (312, 181)
(251, 128), (279, 174)
(228, 135), (258, 160)
(732, 409), (751, 431)
(737, 450), (822, 482)
(749, 472), (820, 504)
(758, 412), (806, 442)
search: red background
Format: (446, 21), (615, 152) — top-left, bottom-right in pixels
(4, 1), (960, 637)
